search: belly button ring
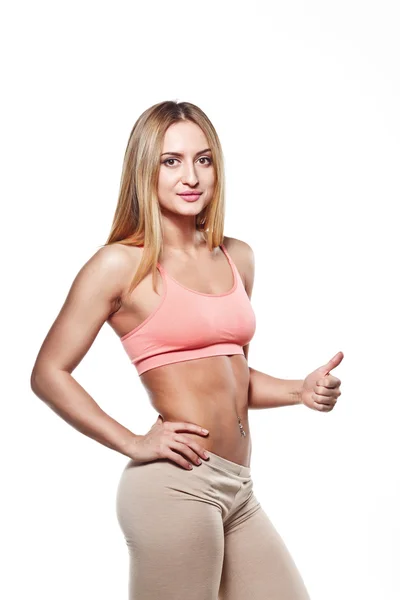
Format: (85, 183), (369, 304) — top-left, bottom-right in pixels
(237, 416), (246, 437)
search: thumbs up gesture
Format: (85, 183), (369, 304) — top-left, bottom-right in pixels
(300, 351), (343, 411)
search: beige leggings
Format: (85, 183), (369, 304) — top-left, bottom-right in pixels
(116, 449), (311, 599)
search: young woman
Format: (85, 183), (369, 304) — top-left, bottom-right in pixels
(31, 100), (342, 599)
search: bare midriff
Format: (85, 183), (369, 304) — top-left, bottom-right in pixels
(139, 353), (252, 467)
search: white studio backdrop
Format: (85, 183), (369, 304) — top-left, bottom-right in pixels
(1, 1), (399, 599)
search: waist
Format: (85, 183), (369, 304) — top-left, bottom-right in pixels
(173, 417), (252, 468)
(153, 391), (252, 467)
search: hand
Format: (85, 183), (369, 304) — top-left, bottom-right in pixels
(300, 351), (343, 412)
(129, 414), (210, 470)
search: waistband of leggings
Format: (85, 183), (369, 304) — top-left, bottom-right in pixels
(205, 450), (251, 477)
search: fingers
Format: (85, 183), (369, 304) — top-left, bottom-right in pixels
(174, 434), (209, 460)
(169, 441), (203, 469)
(162, 447), (196, 470)
(314, 403), (335, 411)
(312, 395), (337, 411)
(314, 385), (342, 398)
(158, 421), (210, 470)
(165, 420), (209, 436)
(317, 376), (341, 388)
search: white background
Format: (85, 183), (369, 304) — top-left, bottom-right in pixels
(2, 1), (399, 598)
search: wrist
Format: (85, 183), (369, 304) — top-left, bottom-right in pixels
(294, 380), (304, 405)
(123, 434), (144, 460)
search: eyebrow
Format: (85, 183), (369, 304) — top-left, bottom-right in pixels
(160, 148), (212, 157)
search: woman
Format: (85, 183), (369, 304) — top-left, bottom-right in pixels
(31, 100), (343, 599)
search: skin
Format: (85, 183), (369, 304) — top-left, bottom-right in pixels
(30, 120), (255, 470)
(109, 121), (255, 467)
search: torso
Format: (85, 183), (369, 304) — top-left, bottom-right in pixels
(107, 236), (253, 467)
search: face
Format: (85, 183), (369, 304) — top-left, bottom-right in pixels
(157, 120), (215, 219)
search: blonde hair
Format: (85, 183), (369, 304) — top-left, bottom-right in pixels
(103, 100), (226, 295)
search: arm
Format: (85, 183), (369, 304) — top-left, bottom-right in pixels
(239, 239), (303, 409)
(30, 244), (141, 458)
(248, 368), (303, 409)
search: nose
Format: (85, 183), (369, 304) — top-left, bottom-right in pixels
(181, 162), (199, 186)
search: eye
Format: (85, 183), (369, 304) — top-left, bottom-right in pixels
(161, 156), (213, 167)
(198, 156), (212, 165)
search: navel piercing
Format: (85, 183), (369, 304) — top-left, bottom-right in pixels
(237, 416), (246, 437)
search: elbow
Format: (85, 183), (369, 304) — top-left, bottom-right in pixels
(30, 364), (56, 396)
(30, 367), (44, 396)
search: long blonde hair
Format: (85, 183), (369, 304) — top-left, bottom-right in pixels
(103, 100), (226, 295)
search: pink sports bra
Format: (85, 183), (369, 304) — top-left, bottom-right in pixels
(120, 244), (256, 376)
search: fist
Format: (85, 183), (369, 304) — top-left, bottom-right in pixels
(300, 351), (343, 412)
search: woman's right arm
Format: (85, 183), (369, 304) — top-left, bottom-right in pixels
(30, 244), (142, 459)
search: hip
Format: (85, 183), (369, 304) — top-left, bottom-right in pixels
(157, 408), (252, 467)
(116, 447), (260, 530)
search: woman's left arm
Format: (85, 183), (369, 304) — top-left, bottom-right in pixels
(239, 239), (343, 412)
(247, 359), (343, 411)
(248, 369), (303, 409)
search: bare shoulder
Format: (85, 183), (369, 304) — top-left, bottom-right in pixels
(30, 244), (143, 375)
(222, 235), (254, 268)
(91, 242), (140, 270)
(223, 235), (254, 257)
(222, 236), (255, 295)
(83, 243), (141, 293)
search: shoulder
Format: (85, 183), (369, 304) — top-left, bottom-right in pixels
(222, 235), (254, 270)
(76, 243), (142, 298)
(92, 242), (140, 269)
(223, 235), (254, 261)
(222, 236), (255, 295)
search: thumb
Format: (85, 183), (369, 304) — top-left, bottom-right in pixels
(157, 414), (164, 423)
(321, 351), (344, 376)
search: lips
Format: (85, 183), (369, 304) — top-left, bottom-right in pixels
(178, 193), (202, 201)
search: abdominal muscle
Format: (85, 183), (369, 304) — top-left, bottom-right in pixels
(139, 353), (252, 467)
